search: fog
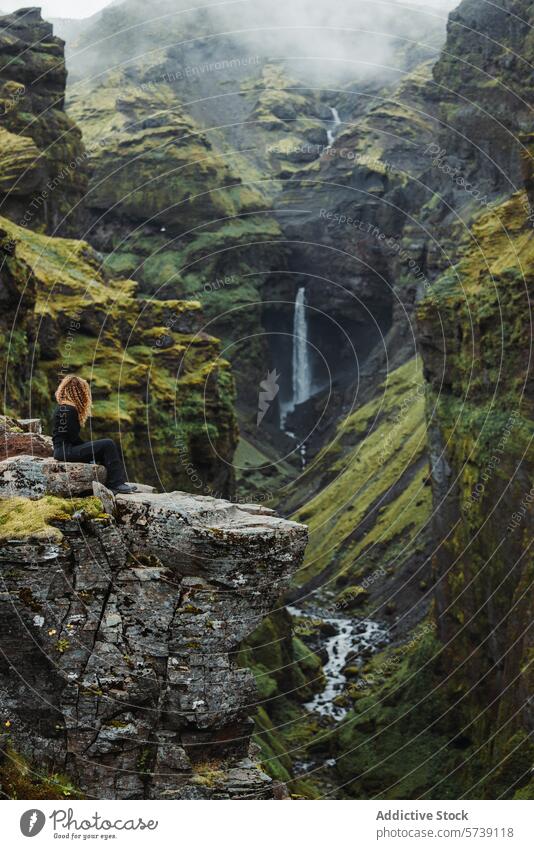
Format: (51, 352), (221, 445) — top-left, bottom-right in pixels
(51, 0), (461, 87)
(0, 0), (458, 17)
(0, 0), (112, 16)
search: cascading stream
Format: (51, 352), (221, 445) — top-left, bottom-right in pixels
(326, 106), (341, 146)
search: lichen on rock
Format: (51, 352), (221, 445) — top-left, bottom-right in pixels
(0, 472), (307, 799)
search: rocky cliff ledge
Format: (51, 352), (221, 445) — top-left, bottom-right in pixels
(0, 426), (307, 799)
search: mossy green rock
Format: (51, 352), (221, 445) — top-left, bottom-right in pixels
(0, 216), (238, 494)
(0, 9), (87, 235)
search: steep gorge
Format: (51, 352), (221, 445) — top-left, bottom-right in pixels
(0, 0), (533, 801)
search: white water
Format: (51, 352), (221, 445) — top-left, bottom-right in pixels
(292, 287), (312, 406)
(326, 106), (341, 146)
(289, 606), (388, 720)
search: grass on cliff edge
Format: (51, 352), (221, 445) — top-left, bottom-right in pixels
(290, 358), (431, 587)
(0, 496), (104, 543)
(0, 747), (83, 800)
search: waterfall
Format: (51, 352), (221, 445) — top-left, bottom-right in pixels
(292, 287), (311, 406)
(326, 107), (341, 146)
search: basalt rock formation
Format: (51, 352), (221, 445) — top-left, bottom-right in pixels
(0, 9), (238, 496)
(0, 447), (307, 799)
(0, 8), (87, 236)
(60, 0), (447, 427)
(0, 215), (238, 495)
(328, 0), (534, 799)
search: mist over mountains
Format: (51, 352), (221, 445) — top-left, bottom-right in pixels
(55, 0), (457, 85)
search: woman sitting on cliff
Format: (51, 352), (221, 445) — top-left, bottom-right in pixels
(52, 374), (137, 495)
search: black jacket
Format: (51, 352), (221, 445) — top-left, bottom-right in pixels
(52, 404), (84, 448)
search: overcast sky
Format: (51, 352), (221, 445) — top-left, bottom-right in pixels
(1, 0), (457, 20)
(1, 0), (113, 17)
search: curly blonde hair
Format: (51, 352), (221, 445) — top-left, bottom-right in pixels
(55, 375), (92, 425)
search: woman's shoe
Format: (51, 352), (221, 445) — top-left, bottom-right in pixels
(112, 483), (138, 494)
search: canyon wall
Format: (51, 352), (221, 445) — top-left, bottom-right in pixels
(0, 9), (238, 495)
(330, 0), (534, 798)
(0, 8), (87, 236)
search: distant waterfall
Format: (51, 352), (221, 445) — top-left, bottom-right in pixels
(292, 287), (311, 406)
(326, 107), (341, 146)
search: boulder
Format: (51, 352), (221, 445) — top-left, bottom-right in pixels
(0, 416), (52, 461)
(0, 416), (43, 433)
(0, 454), (106, 498)
(128, 482), (157, 494)
(92, 481), (116, 515)
(0, 431), (53, 461)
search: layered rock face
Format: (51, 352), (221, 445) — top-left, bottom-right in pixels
(412, 0), (534, 796)
(432, 0), (534, 194)
(0, 10), (238, 495)
(65, 51), (289, 413)
(0, 456), (307, 799)
(295, 0), (534, 799)
(418, 192), (534, 789)
(0, 9), (87, 235)
(61, 0), (447, 427)
(1, 210), (238, 495)
(0, 232), (37, 411)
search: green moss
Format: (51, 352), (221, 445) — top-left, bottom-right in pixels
(191, 761), (226, 788)
(68, 67), (269, 231)
(290, 358), (431, 587)
(413, 188), (534, 800)
(0, 747), (83, 800)
(334, 629), (461, 799)
(0, 215), (238, 493)
(253, 706), (292, 783)
(336, 585), (369, 609)
(0, 496), (104, 543)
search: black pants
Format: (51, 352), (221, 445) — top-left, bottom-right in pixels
(54, 439), (127, 490)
